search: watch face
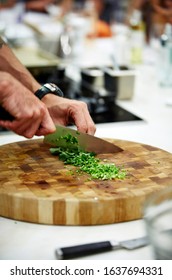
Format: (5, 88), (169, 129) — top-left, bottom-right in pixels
(35, 83), (63, 99)
(44, 83), (57, 92)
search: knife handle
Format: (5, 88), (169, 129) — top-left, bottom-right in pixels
(56, 241), (113, 259)
(0, 106), (14, 121)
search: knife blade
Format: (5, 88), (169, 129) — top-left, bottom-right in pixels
(44, 125), (123, 154)
(55, 236), (149, 259)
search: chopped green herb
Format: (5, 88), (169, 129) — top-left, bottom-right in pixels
(50, 133), (126, 180)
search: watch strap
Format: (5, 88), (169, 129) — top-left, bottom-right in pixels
(35, 83), (64, 100)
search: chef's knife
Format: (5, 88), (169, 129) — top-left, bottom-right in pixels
(55, 236), (149, 260)
(0, 106), (14, 121)
(44, 125), (123, 154)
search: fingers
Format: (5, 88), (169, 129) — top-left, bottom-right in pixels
(0, 119), (34, 138)
(0, 106), (55, 138)
(35, 110), (56, 136)
(40, 95), (96, 135)
(0, 75), (56, 138)
(68, 101), (96, 135)
(80, 103), (96, 135)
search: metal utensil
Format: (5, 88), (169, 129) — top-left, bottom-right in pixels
(55, 236), (149, 260)
(44, 125), (123, 154)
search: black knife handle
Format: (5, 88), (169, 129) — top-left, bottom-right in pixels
(0, 106), (14, 121)
(56, 241), (113, 259)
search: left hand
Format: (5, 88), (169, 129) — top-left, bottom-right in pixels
(42, 94), (96, 135)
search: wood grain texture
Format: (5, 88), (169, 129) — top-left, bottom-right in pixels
(0, 139), (172, 225)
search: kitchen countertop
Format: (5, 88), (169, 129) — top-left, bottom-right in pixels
(0, 41), (172, 260)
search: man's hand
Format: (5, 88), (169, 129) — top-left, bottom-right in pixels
(42, 94), (96, 135)
(0, 72), (55, 138)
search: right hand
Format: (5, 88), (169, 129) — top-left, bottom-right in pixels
(0, 72), (55, 138)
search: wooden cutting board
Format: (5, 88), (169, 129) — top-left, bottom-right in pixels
(0, 139), (172, 225)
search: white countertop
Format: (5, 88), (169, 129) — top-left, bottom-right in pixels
(0, 41), (172, 260)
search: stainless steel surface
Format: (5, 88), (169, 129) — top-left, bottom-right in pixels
(44, 125), (123, 154)
(117, 236), (149, 250)
(81, 67), (104, 89)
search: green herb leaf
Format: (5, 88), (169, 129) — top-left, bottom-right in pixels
(49, 133), (127, 180)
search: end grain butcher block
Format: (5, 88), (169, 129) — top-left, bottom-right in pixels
(0, 139), (172, 225)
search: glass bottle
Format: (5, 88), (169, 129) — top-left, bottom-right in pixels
(159, 23), (172, 87)
(129, 9), (145, 64)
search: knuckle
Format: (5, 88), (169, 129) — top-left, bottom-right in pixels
(0, 79), (11, 92)
(78, 101), (87, 108)
(70, 101), (88, 112)
(39, 103), (47, 115)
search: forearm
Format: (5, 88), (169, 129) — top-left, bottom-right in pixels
(0, 37), (40, 93)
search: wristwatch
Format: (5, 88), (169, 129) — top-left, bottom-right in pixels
(34, 83), (64, 100)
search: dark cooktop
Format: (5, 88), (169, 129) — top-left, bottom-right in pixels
(63, 79), (143, 124)
(90, 103), (142, 124)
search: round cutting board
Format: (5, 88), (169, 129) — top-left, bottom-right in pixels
(0, 139), (172, 225)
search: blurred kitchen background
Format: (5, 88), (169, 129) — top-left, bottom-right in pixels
(0, 0), (172, 128)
